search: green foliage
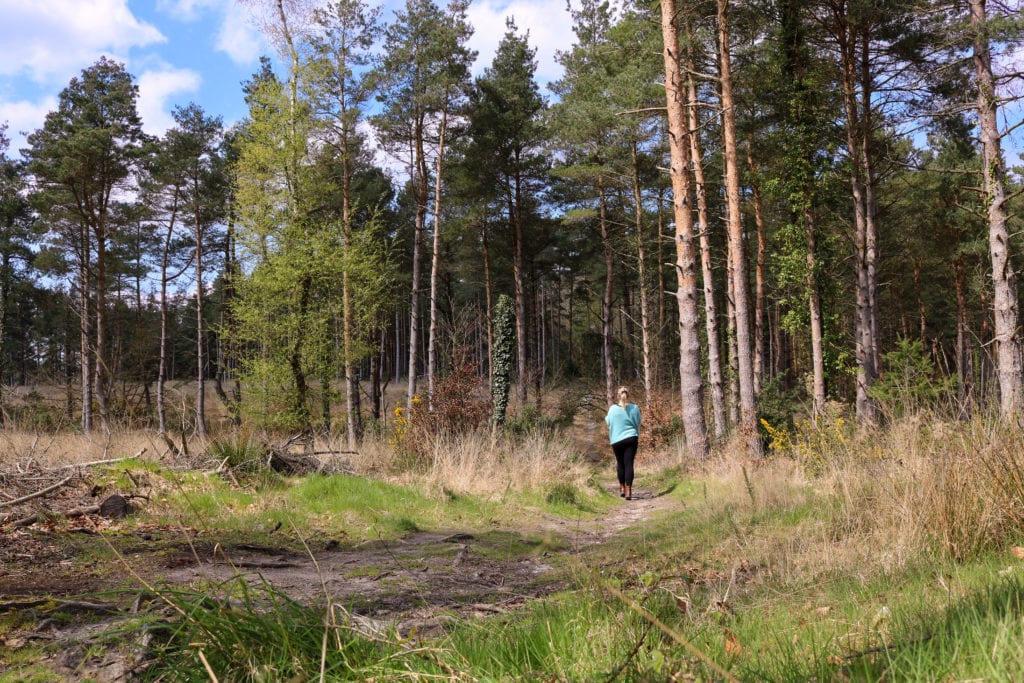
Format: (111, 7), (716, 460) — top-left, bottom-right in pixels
(869, 337), (956, 415)
(491, 293), (515, 426)
(205, 433), (267, 473)
(545, 482), (581, 507)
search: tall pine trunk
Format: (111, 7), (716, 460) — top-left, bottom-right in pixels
(631, 142), (654, 404)
(837, 15), (877, 424)
(660, 0), (710, 460)
(600, 175), (615, 406)
(407, 123), (429, 408)
(747, 147), (767, 396)
(195, 214), (207, 438)
(971, 0), (1022, 415)
(94, 228), (110, 434)
(717, 0), (761, 455)
(686, 50), (726, 437)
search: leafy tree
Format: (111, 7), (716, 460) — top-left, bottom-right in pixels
(24, 57), (147, 433)
(464, 18), (548, 409)
(372, 0), (474, 409)
(167, 103), (227, 437)
(307, 0), (382, 442)
(0, 125), (37, 421)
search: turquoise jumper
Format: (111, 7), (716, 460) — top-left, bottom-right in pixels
(605, 403), (641, 444)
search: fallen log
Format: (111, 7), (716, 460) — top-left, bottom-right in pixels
(0, 474), (75, 510)
(4, 504), (100, 529)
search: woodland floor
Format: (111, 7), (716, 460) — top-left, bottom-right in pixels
(0, 470), (676, 681)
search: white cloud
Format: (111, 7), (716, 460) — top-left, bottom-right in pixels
(216, 1), (265, 64)
(157, 0), (219, 21)
(466, 0), (572, 89)
(0, 96), (59, 151)
(0, 0), (165, 83)
(137, 67), (202, 134)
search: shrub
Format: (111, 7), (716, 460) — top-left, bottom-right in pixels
(869, 337), (956, 417)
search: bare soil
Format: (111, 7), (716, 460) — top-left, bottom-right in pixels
(1, 472), (676, 680)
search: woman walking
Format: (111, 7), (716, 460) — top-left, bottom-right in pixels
(605, 386), (641, 500)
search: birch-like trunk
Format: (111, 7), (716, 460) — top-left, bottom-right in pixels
(971, 0), (1022, 415)
(427, 105), (449, 409)
(660, 0), (710, 460)
(717, 0), (761, 455)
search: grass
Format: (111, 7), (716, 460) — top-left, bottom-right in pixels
(13, 403), (1024, 680)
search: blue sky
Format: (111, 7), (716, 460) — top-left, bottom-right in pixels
(0, 0), (575, 152)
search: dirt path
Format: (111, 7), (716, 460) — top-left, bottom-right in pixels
(1, 481), (678, 679)
(149, 483), (677, 633)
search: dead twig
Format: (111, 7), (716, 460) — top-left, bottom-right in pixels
(0, 474), (75, 509)
(47, 448), (147, 472)
(3, 504), (101, 529)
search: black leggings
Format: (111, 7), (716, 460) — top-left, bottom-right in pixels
(611, 436), (638, 487)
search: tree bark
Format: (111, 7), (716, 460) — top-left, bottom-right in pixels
(971, 0), (1022, 416)
(954, 253), (973, 412)
(660, 0), (710, 460)
(717, 0), (761, 455)
(687, 50), (726, 437)
(834, 4), (877, 424)
(599, 174), (615, 406)
(427, 104), (449, 409)
(407, 118), (429, 409)
(195, 213), (207, 438)
(747, 147), (767, 397)
(631, 141), (654, 404)
(93, 224), (110, 434)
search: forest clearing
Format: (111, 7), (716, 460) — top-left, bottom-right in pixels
(3, 0), (1024, 679)
(5, 382), (1024, 681)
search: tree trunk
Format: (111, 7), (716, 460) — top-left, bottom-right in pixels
(512, 162), (528, 408)
(954, 254), (973, 412)
(836, 11), (877, 424)
(747, 147), (767, 397)
(407, 120), (429, 408)
(717, 0), (761, 456)
(482, 219), (494, 389)
(427, 104), (449, 409)
(660, 0), (710, 460)
(971, 0), (1022, 416)
(195, 217), (207, 438)
(93, 228), (110, 434)
(599, 174), (615, 406)
(687, 50), (726, 437)
(290, 274), (313, 433)
(805, 201), (827, 416)
(631, 141), (654, 404)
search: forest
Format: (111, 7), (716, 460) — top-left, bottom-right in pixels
(3, 0), (1024, 679)
(0, 0), (1018, 448)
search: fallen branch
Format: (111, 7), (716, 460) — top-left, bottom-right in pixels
(0, 474), (75, 510)
(0, 598), (118, 615)
(3, 504), (101, 529)
(47, 448), (147, 472)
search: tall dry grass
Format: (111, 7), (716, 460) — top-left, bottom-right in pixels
(347, 428), (593, 499)
(699, 410), (1024, 584)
